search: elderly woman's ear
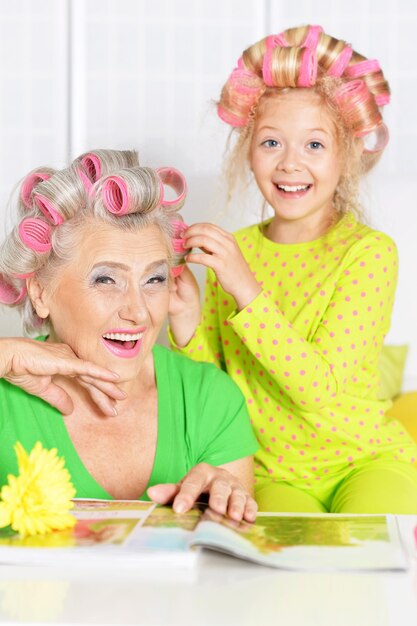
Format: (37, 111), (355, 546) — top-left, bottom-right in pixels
(26, 276), (50, 320)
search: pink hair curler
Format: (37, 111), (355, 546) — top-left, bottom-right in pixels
(302, 25), (323, 50)
(34, 194), (64, 226)
(170, 265), (185, 278)
(171, 219), (189, 253)
(80, 153), (102, 183)
(77, 168), (93, 193)
(375, 92), (390, 107)
(102, 176), (130, 215)
(217, 104), (248, 127)
(18, 218), (53, 254)
(262, 48), (275, 87)
(218, 66), (263, 125)
(265, 32), (289, 51)
(262, 33), (292, 86)
(297, 47), (318, 87)
(327, 45), (353, 77)
(20, 172), (51, 209)
(345, 59), (381, 79)
(334, 78), (369, 109)
(360, 122), (389, 153)
(0, 275), (27, 305)
(157, 167), (187, 210)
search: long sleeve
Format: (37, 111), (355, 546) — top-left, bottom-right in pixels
(169, 268), (225, 368)
(226, 232), (398, 411)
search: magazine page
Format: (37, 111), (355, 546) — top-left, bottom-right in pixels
(0, 499), (204, 568)
(191, 510), (408, 572)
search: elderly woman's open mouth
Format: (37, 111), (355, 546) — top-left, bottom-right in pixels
(101, 330), (145, 358)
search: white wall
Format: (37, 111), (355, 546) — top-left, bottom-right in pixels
(1, 0), (417, 385)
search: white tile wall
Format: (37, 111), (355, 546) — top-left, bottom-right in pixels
(1, 0), (416, 383)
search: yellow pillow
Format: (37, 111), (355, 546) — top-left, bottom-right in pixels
(386, 392), (417, 443)
(377, 344), (409, 400)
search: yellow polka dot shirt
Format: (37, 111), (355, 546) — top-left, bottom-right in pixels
(171, 213), (417, 487)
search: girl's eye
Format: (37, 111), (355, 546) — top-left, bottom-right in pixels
(308, 141), (324, 150)
(261, 139), (280, 149)
(94, 275), (115, 285)
(146, 274), (167, 286)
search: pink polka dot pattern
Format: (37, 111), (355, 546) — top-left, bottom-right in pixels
(170, 214), (417, 486)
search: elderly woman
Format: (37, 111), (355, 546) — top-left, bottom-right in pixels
(0, 149), (258, 522)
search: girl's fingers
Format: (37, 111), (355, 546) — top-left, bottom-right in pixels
(185, 223), (231, 241)
(184, 234), (229, 256)
(185, 252), (220, 269)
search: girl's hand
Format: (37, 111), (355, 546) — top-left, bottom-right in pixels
(184, 223), (261, 310)
(147, 463), (258, 523)
(0, 338), (124, 416)
(168, 265), (201, 347)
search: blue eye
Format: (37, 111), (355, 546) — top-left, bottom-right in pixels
(308, 141), (324, 150)
(261, 139), (280, 149)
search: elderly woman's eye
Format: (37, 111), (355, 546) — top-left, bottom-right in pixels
(95, 275), (115, 285)
(147, 274), (167, 285)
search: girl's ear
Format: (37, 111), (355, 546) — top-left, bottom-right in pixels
(26, 276), (50, 320)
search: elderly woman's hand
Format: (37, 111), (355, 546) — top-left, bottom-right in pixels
(147, 462), (258, 523)
(0, 337), (124, 416)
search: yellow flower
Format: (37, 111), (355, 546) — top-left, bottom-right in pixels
(0, 442), (76, 537)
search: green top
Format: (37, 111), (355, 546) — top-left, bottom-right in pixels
(171, 213), (417, 486)
(0, 343), (258, 499)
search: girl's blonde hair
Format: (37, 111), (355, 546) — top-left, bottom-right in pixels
(217, 25), (390, 216)
(0, 149), (188, 333)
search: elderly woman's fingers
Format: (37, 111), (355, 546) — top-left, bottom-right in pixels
(207, 478), (233, 516)
(148, 465), (258, 523)
(243, 497), (258, 523)
(78, 376), (126, 400)
(147, 483), (180, 504)
(224, 487), (248, 522)
(50, 358), (120, 382)
(35, 381), (75, 416)
(77, 380), (119, 417)
(172, 464), (213, 513)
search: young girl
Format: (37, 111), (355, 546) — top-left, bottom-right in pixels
(168, 24), (417, 514)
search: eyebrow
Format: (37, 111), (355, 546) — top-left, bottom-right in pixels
(256, 125), (331, 135)
(91, 260), (169, 273)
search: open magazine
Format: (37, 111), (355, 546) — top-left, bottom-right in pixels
(0, 499), (408, 571)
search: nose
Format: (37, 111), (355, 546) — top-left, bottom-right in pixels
(118, 286), (149, 325)
(277, 145), (303, 173)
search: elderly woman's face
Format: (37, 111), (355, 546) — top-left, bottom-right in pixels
(42, 222), (170, 380)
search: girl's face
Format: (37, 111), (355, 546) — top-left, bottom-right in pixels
(37, 222), (170, 384)
(250, 89), (343, 236)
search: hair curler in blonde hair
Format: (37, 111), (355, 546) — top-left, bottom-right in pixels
(217, 66), (265, 127)
(217, 24), (391, 153)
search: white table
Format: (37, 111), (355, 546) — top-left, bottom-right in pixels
(0, 516), (415, 626)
